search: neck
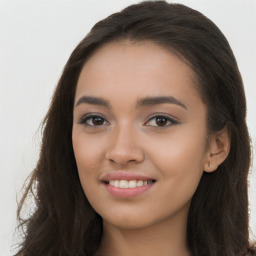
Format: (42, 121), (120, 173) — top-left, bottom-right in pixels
(95, 208), (190, 256)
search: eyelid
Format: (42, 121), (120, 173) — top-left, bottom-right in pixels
(145, 114), (179, 127)
(78, 113), (110, 127)
(78, 112), (179, 128)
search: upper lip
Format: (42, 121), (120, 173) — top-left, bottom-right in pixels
(100, 171), (156, 182)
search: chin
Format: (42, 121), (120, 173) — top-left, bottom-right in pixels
(104, 216), (154, 230)
(99, 208), (170, 231)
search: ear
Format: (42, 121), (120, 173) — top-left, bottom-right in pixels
(204, 126), (230, 173)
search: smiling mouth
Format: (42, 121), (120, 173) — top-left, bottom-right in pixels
(103, 179), (156, 189)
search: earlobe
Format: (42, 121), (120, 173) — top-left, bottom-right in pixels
(204, 127), (230, 173)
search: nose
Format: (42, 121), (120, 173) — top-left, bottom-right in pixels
(105, 124), (144, 165)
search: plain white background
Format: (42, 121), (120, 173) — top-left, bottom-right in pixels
(0, 0), (255, 255)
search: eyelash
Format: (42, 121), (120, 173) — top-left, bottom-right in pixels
(146, 114), (178, 127)
(78, 114), (178, 128)
(79, 114), (110, 128)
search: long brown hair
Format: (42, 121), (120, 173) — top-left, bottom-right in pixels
(16, 1), (255, 255)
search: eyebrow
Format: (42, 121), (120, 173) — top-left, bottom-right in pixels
(136, 96), (187, 110)
(75, 96), (111, 109)
(75, 95), (187, 110)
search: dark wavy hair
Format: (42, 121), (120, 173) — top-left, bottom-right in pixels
(16, 1), (255, 256)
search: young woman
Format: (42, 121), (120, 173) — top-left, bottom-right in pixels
(16, 1), (256, 255)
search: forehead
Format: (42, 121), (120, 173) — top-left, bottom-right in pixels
(75, 40), (203, 109)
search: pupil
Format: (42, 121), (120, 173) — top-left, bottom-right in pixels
(156, 117), (167, 126)
(92, 117), (104, 125)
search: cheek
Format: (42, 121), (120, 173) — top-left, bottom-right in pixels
(147, 126), (207, 188)
(73, 130), (106, 162)
(72, 132), (105, 186)
(143, 134), (205, 219)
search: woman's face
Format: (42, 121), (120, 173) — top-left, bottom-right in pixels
(72, 41), (211, 229)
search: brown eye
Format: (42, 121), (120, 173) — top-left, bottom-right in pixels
(79, 115), (109, 127)
(91, 116), (105, 125)
(155, 116), (168, 126)
(146, 115), (178, 127)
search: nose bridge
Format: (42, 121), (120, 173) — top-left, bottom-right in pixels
(106, 122), (144, 164)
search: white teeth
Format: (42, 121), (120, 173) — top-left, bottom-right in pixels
(107, 179), (154, 188)
(119, 180), (129, 188)
(128, 180), (137, 188)
(136, 180), (143, 187)
(114, 180), (119, 187)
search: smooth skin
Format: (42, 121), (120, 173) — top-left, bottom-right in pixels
(72, 41), (230, 256)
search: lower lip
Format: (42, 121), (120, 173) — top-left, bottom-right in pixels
(103, 182), (155, 197)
